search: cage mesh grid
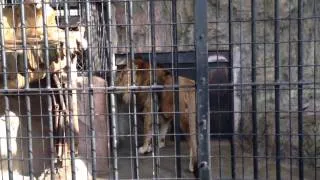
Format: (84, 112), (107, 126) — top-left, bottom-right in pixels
(0, 0), (319, 180)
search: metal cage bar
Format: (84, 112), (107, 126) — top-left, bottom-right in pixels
(19, 2), (34, 179)
(149, 0), (161, 178)
(106, 0), (119, 179)
(62, 2), (77, 179)
(228, 0), (236, 179)
(126, 0), (140, 178)
(40, 1), (55, 179)
(171, 0), (182, 178)
(195, 0), (210, 179)
(297, 0), (304, 179)
(84, 2), (97, 179)
(251, 0), (258, 179)
(312, 0), (318, 178)
(288, 2), (293, 178)
(0, 3), (13, 180)
(274, 0), (281, 179)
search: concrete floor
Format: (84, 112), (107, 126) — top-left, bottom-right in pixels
(114, 138), (318, 180)
(117, 139), (196, 180)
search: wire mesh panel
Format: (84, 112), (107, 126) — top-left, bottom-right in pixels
(0, 0), (319, 180)
(231, 0), (320, 180)
(0, 0), (110, 179)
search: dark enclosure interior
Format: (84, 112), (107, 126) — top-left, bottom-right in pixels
(115, 51), (233, 140)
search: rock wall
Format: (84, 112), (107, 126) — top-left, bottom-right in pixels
(230, 0), (320, 168)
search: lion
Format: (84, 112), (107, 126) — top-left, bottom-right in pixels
(116, 58), (198, 173)
(0, 0), (87, 89)
(2, 0), (87, 52)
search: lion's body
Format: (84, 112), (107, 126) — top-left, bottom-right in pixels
(2, 1), (87, 50)
(116, 59), (197, 172)
(2, 1), (57, 42)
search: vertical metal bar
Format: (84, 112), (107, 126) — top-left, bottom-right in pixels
(228, 0), (236, 178)
(274, 0), (281, 180)
(84, 1), (97, 179)
(149, 0), (160, 178)
(127, 0), (139, 178)
(40, 1), (55, 179)
(106, 0), (119, 179)
(214, 5), (222, 179)
(312, 0), (318, 178)
(239, 1), (245, 178)
(101, 2), (108, 76)
(288, 2), (293, 179)
(19, 2), (34, 179)
(194, 0), (210, 179)
(251, 0), (258, 179)
(25, 87), (33, 180)
(100, 3), (112, 175)
(171, 0), (182, 178)
(63, 1), (77, 179)
(4, 109), (13, 180)
(297, 0), (304, 179)
(262, 1), (269, 178)
(0, 3), (13, 180)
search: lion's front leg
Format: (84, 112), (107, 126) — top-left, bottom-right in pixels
(138, 111), (153, 154)
(159, 117), (170, 149)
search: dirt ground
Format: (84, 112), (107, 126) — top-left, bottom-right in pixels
(115, 138), (318, 180)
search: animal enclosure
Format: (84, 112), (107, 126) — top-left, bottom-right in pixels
(0, 0), (319, 180)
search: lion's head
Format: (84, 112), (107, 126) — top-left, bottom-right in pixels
(115, 58), (151, 103)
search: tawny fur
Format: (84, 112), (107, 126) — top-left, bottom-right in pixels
(116, 58), (197, 172)
(0, 1), (87, 89)
(2, 0), (87, 52)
